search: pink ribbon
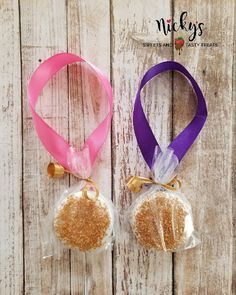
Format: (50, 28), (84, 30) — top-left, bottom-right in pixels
(28, 53), (113, 178)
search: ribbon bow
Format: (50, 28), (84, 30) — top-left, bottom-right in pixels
(127, 175), (181, 193)
(47, 162), (99, 198)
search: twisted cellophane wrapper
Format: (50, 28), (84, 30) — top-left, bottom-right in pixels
(129, 148), (200, 252)
(67, 146), (92, 179)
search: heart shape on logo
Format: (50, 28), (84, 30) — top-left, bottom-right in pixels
(166, 19), (171, 23)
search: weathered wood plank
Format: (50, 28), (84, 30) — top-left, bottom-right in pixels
(67, 1), (112, 294)
(232, 2), (236, 293)
(173, 1), (234, 294)
(111, 1), (173, 294)
(0, 0), (234, 294)
(20, 0), (71, 294)
(0, 0), (23, 294)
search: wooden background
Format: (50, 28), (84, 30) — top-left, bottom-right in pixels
(0, 0), (235, 294)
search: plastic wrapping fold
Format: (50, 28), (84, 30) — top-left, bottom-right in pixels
(67, 145), (92, 179)
(42, 181), (115, 258)
(151, 147), (179, 184)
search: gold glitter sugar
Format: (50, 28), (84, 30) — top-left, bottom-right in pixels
(132, 191), (188, 251)
(54, 193), (111, 251)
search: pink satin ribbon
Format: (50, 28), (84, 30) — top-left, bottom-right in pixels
(28, 53), (113, 177)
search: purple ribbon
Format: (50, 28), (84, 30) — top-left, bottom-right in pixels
(133, 61), (207, 169)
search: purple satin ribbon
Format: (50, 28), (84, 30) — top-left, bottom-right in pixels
(133, 61), (207, 169)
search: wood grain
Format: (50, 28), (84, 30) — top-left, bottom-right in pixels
(20, 0), (70, 294)
(0, 0), (235, 294)
(67, 0), (112, 294)
(173, 1), (234, 294)
(0, 0), (23, 294)
(111, 1), (173, 294)
(233, 2), (236, 293)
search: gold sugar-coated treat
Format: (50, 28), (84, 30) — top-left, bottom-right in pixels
(54, 192), (111, 251)
(132, 191), (188, 251)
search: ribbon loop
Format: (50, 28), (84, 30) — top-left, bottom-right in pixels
(133, 61), (207, 170)
(28, 53), (113, 178)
